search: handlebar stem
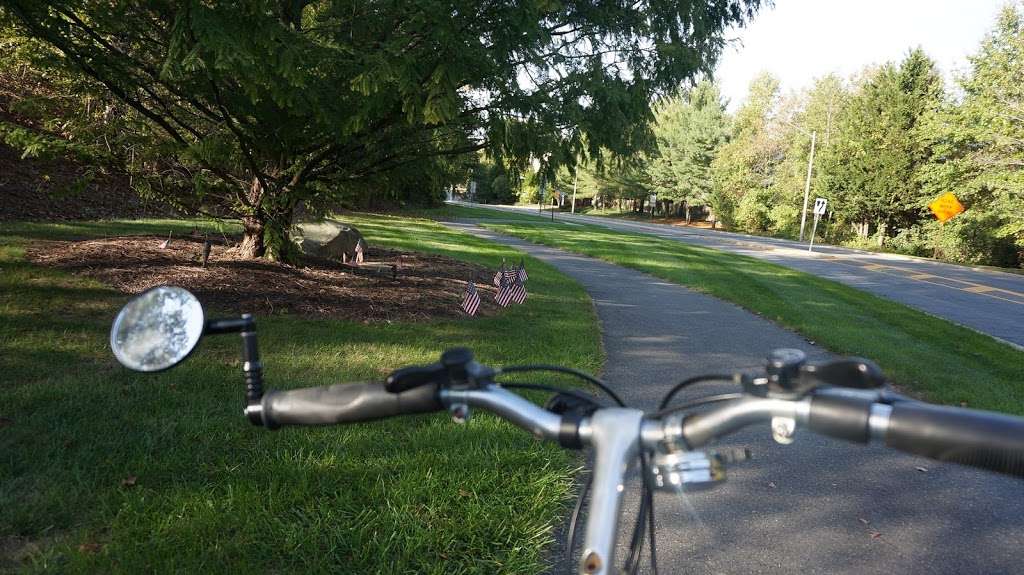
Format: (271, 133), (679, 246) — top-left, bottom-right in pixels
(576, 408), (645, 575)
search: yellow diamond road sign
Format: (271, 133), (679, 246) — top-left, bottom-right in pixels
(929, 192), (965, 223)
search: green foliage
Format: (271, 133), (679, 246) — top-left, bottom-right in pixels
(468, 156), (519, 205)
(553, 6), (1023, 268)
(735, 187), (773, 232)
(711, 72), (783, 227)
(1, 0), (763, 259)
(916, 4), (1024, 266)
(818, 50), (944, 240)
(646, 81), (728, 211)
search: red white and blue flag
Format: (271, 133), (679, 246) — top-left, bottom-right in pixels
(460, 278), (481, 316)
(510, 272), (527, 304)
(517, 258), (528, 283)
(495, 269), (513, 307)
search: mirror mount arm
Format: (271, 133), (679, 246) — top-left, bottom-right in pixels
(204, 317), (253, 335)
(204, 315), (265, 425)
(239, 314), (265, 424)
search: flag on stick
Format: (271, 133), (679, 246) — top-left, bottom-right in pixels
(460, 277), (481, 316)
(495, 269), (513, 307)
(354, 239), (365, 265)
(510, 272), (527, 304)
(517, 258), (528, 283)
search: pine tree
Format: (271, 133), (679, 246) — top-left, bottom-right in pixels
(646, 80), (728, 221)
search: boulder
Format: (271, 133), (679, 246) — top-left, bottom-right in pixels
(296, 219), (366, 261)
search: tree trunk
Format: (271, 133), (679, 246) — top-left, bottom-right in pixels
(684, 200), (691, 224)
(239, 214), (266, 258)
(236, 175), (299, 262)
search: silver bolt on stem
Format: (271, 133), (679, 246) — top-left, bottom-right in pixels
(449, 403), (471, 424)
(771, 416), (796, 444)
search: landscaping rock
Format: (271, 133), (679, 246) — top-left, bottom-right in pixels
(296, 219), (366, 261)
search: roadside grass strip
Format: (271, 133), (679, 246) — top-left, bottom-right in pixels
(439, 206), (1024, 416)
(0, 214), (601, 573)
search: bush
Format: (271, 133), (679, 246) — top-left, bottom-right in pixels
(887, 226), (931, 257)
(769, 202), (801, 237)
(735, 189), (773, 233)
(925, 214), (1020, 267)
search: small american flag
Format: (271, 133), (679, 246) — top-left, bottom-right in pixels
(495, 269), (514, 307)
(517, 258), (528, 283)
(353, 240), (365, 265)
(510, 272), (527, 304)
(493, 260), (506, 287)
(460, 278), (481, 316)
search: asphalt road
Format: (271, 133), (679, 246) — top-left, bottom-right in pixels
(451, 222), (1024, 575)
(455, 203), (1024, 348)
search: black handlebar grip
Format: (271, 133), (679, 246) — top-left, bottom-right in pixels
(260, 382), (442, 429)
(885, 402), (1024, 478)
(808, 395), (874, 443)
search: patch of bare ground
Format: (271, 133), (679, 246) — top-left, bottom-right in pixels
(27, 236), (501, 322)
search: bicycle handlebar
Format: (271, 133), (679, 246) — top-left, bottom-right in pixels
(885, 401), (1024, 477)
(254, 378), (1024, 479)
(256, 382), (443, 429)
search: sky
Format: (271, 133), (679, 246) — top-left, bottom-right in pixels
(714, 0), (1009, 110)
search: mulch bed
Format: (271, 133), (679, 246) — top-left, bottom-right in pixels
(27, 236), (503, 322)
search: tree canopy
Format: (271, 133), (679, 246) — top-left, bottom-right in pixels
(0, 0), (763, 259)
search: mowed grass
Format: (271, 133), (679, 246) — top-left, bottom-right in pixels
(0, 214), (601, 573)
(437, 205), (1024, 415)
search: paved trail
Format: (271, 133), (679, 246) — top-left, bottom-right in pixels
(457, 203), (1024, 348)
(451, 222), (1024, 574)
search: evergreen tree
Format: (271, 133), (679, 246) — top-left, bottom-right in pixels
(917, 5), (1024, 266)
(646, 80), (728, 221)
(818, 49), (943, 242)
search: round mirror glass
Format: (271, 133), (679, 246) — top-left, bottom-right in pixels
(110, 286), (205, 372)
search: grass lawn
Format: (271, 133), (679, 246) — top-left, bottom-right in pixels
(0, 213), (602, 573)
(434, 204), (1024, 415)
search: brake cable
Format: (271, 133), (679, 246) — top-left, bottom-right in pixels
(658, 374), (735, 410)
(498, 382), (603, 407)
(652, 393), (747, 418)
(498, 365), (626, 407)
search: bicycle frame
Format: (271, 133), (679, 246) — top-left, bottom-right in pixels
(439, 385), (858, 575)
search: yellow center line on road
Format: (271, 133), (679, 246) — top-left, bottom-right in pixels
(825, 257), (1024, 305)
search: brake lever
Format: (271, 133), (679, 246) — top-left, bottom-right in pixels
(384, 347), (496, 393)
(798, 357), (887, 390)
(750, 349), (889, 399)
(544, 391), (602, 417)
(385, 363), (445, 393)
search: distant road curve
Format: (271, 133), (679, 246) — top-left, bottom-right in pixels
(454, 202), (1024, 348)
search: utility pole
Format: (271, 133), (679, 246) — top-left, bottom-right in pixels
(798, 130), (817, 242)
(571, 165), (578, 214)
